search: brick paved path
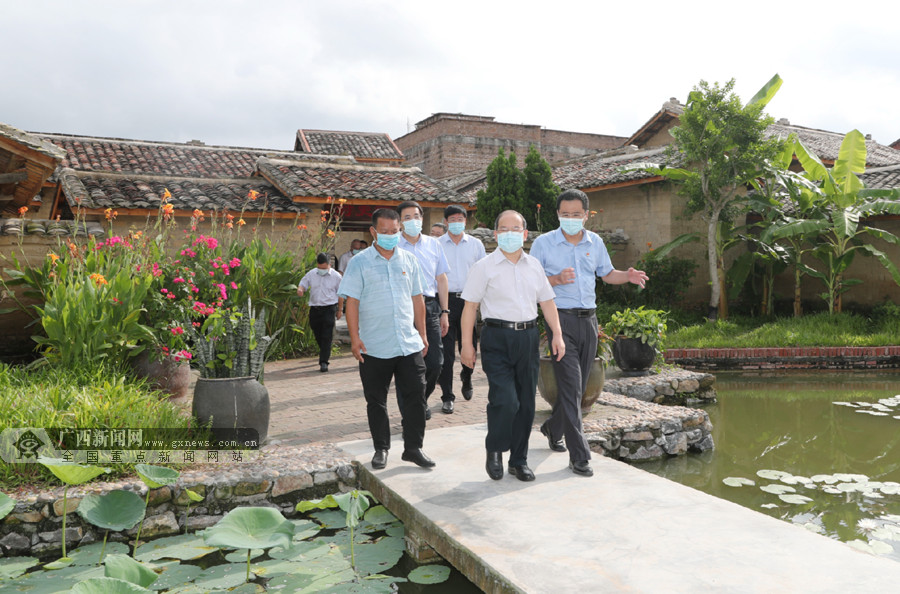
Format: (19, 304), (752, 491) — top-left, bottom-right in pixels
(264, 352), (555, 447)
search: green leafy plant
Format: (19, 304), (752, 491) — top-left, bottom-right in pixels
(132, 464), (179, 557)
(0, 491), (14, 521)
(77, 491), (146, 564)
(182, 488), (204, 534)
(296, 490), (371, 570)
(102, 553), (158, 588)
(606, 306), (668, 350)
(201, 506), (295, 582)
(37, 457), (111, 564)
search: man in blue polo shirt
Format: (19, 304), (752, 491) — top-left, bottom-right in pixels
(338, 208), (436, 471)
(530, 189), (648, 477)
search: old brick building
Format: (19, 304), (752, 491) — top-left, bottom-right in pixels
(394, 113), (626, 180)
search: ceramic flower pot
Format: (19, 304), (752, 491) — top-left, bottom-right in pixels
(612, 336), (657, 377)
(130, 351), (192, 400)
(192, 376), (270, 445)
(537, 357), (606, 415)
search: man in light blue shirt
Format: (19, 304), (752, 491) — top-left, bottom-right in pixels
(529, 189), (648, 477)
(438, 204), (486, 409)
(338, 208), (436, 471)
(397, 200), (451, 418)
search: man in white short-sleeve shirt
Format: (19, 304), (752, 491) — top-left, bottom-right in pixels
(297, 252), (344, 372)
(460, 210), (565, 482)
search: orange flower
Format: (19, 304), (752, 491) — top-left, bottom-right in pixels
(162, 188), (172, 203)
(326, 229), (335, 238)
(590, 210), (598, 216)
(298, 224), (307, 230)
(536, 204), (541, 209)
(89, 273), (108, 286)
(226, 222), (234, 229)
(48, 253), (60, 265)
(237, 218), (246, 226)
(226, 213), (234, 222)
(192, 208), (204, 219)
(338, 198), (347, 204)
(162, 203), (175, 219)
(327, 196), (334, 202)
(17, 206), (28, 216)
(248, 189), (260, 201)
(104, 208), (118, 220)
(320, 210), (329, 215)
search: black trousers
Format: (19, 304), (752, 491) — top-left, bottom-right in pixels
(439, 294), (477, 402)
(479, 324), (539, 466)
(546, 312), (597, 462)
(359, 352), (427, 451)
(422, 298), (444, 400)
(308, 304), (337, 365)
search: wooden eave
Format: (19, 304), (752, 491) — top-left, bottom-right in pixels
(73, 206), (307, 220)
(287, 195), (461, 209)
(0, 138), (60, 211)
(624, 110), (679, 148)
(579, 175), (666, 193)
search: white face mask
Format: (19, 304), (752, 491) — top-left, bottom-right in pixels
(316, 268), (329, 276)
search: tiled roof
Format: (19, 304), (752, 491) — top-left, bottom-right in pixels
(552, 146), (677, 191)
(765, 122), (900, 167)
(59, 169), (308, 214)
(37, 133), (299, 178)
(860, 164), (900, 190)
(0, 123), (67, 161)
(295, 130), (404, 161)
(1, 217), (105, 237)
(257, 157), (464, 203)
(624, 99), (683, 148)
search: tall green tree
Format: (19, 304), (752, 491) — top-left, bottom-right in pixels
(475, 148), (522, 228)
(521, 145), (560, 232)
(659, 74), (784, 321)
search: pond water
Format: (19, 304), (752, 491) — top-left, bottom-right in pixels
(636, 370), (900, 562)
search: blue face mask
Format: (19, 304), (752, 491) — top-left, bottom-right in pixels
(497, 231), (524, 253)
(376, 232), (400, 250)
(316, 268), (329, 276)
(402, 219), (423, 236)
(448, 221), (465, 235)
(351, 249), (361, 255)
(559, 217), (584, 235)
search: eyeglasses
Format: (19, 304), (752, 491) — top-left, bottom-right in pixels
(497, 227), (524, 233)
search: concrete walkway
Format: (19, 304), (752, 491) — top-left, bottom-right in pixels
(340, 423), (900, 593)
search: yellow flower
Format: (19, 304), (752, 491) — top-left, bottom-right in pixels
(338, 198), (347, 204)
(237, 218), (246, 226)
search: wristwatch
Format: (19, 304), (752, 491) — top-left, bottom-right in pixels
(441, 309), (450, 314)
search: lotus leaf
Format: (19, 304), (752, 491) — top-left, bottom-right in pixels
(249, 558), (307, 577)
(311, 509), (349, 529)
(71, 576), (152, 593)
(38, 458), (111, 485)
(363, 505), (398, 526)
(289, 518), (323, 541)
(5, 563), (104, 593)
(202, 507), (294, 551)
(408, 564), (452, 584)
(722, 477), (755, 487)
(0, 492), (14, 520)
(68, 542), (130, 565)
(191, 563), (248, 590)
(147, 563), (202, 590)
(103, 554), (158, 588)
(44, 558), (75, 569)
(0, 556), (39, 580)
(756, 469), (789, 480)
(224, 549), (264, 563)
(135, 534), (217, 562)
(134, 464), (179, 489)
(351, 535), (406, 576)
(78, 491), (146, 531)
(778, 494), (812, 504)
(268, 539), (332, 561)
(185, 489), (203, 503)
(760, 484), (795, 495)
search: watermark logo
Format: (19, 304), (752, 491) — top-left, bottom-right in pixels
(0, 428), (55, 463)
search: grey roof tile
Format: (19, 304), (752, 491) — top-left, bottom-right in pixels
(296, 130), (403, 161)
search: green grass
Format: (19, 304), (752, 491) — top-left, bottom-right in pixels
(1, 363), (193, 488)
(666, 312), (900, 349)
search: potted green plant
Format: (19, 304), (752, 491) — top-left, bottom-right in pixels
(187, 298), (281, 445)
(536, 326), (614, 416)
(606, 306), (667, 376)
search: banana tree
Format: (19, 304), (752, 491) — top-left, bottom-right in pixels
(774, 131), (900, 313)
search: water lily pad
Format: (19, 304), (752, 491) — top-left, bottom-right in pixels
(44, 558), (75, 570)
(249, 558), (306, 577)
(192, 563), (247, 590)
(778, 494), (813, 505)
(310, 509), (348, 529)
(860, 410), (890, 416)
(823, 487), (843, 495)
(103, 554), (158, 588)
(353, 535), (406, 577)
(0, 556), (40, 579)
(837, 482), (864, 493)
(801, 522), (824, 534)
(760, 484), (796, 495)
(408, 564), (452, 584)
(290, 518), (323, 541)
(870, 528), (900, 541)
(71, 576), (152, 593)
(363, 505), (398, 526)
(881, 514), (900, 523)
(136, 533), (217, 562)
(264, 546), (354, 590)
(722, 477), (755, 487)
(832, 401), (858, 407)
(810, 474), (839, 484)
(5, 563), (104, 593)
(0, 492), (14, 521)
(68, 542), (130, 565)
(134, 464), (179, 489)
(224, 548), (265, 563)
(865, 492), (884, 499)
(780, 474), (812, 485)
(760, 503), (779, 509)
(756, 469), (789, 480)
(268, 539), (333, 561)
(148, 564), (202, 590)
(870, 540), (894, 555)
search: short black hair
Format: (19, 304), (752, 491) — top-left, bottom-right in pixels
(556, 188), (589, 211)
(359, 239), (368, 246)
(443, 204), (467, 219)
(316, 252), (328, 265)
(372, 208), (400, 227)
(396, 200), (423, 217)
(494, 210), (527, 230)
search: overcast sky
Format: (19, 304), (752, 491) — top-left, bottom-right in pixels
(5, 0), (899, 151)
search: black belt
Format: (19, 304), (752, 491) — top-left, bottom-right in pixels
(424, 296), (437, 303)
(558, 308), (596, 318)
(484, 318), (537, 330)
(449, 292), (464, 299)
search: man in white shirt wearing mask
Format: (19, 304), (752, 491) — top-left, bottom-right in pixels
(297, 252), (344, 372)
(338, 239), (362, 274)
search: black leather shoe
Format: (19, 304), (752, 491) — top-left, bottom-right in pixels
(508, 464), (535, 482)
(401, 449), (436, 468)
(540, 420), (566, 452)
(486, 451), (503, 480)
(424, 407), (432, 421)
(371, 449), (388, 469)
(319, 363), (329, 372)
(569, 460), (594, 477)
(461, 373), (473, 400)
(441, 400), (454, 414)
